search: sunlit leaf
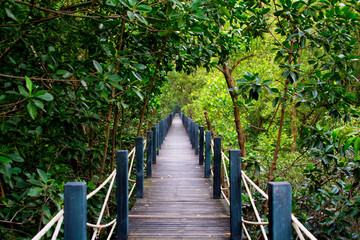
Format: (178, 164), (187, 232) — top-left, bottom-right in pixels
(37, 169), (48, 183)
(36, 93), (54, 101)
(93, 60), (103, 74)
(25, 76), (33, 94)
(27, 102), (37, 119)
(5, 8), (17, 21)
(0, 156), (12, 163)
(136, 5), (152, 12)
(28, 187), (42, 197)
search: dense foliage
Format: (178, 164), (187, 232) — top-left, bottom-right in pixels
(1, 0), (359, 238)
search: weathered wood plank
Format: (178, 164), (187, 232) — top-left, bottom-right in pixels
(129, 114), (230, 239)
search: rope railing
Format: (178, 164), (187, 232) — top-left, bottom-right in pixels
(33, 147), (137, 240)
(32, 112), (176, 240)
(219, 144), (317, 240)
(182, 111), (316, 240)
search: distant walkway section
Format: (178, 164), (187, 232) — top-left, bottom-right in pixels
(129, 114), (230, 239)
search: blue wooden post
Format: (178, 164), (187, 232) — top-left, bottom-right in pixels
(229, 150), (242, 240)
(135, 137), (144, 198)
(268, 182), (292, 240)
(152, 127), (157, 164)
(163, 120), (166, 141)
(146, 131), (153, 178)
(191, 121), (195, 148)
(204, 131), (211, 178)
(199, 126), (204, 165)
(194, 123), (199, 155)
(188, 118), (191, 137)
(161, 120), (165, 145)
(213, 137), (221, 199)
(64, 182), (87, 240)
(117, 150), (128, 240)
(159, 121), (163, 148)
(156, 123), (160, 155)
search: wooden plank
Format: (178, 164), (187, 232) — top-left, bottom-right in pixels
(129, 114), (230, 239)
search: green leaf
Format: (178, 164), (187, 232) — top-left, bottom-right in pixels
(178, 18), (186, 28)
(5, 8), (17, 21)
(34, 90), (48, 97)
(307, 163), (314, 170)
(134, 64), (147, 70)
(289, 71), (296, 83)
(191, 27), (203, 33)
(127, 11), (135, 21)
(332, 128), (340, 142)
(7, 154), (24, 162)
(27, 102), (37, 119)
(236, 79), (248, 84)
(25, 76), (33, 94)
(42, 205), (51, 219)
(282, 69), (290, 79)
(28, 187), (42, 197)
(120, 101), (128, 108)
(220, 6), (231, 18)
(108, 74), (123, 82)
(18, 85), (30, 97)
(344, 136), (356, 151)
(193, 13), (209, 20)
(131, 71), (142, 81)
(136, 4), (152, 12)
(133, 89), (143, 100)
(190, 0), (202, 12)
(36, 93), (54, 101)
(62, 71), (73, 79)
(0, 156), (12, 163)
(261, 8), (271, 14)
(37, 169), (48, 183)
(93, 60), (103, 74)
(354, 136), (359, 154)
(109, 82), (123, 90)
(33, 99), (45, 111)
(134, 13), (148, 25)
(128, 0), (136, 7)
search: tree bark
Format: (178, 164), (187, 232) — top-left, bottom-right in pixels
(98, 101), (114, 183)
(88, 128), (94, 180)
(268, 36), (294, 182)
(99, 18), (125, 182)
(222, 65), (247, 158)
(204, 110), (216, 139)
(291, 101), (296, 153)
(119, 106), (125, 149)
(110, 105), (119, 172)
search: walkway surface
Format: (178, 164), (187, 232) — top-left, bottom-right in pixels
(129, 114), (230, 239)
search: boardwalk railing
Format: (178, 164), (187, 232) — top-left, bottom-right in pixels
(180, 112), (317, 240)
(32, 112), (175, 240)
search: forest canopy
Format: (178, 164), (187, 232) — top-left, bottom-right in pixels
(1, 0), (359, 239)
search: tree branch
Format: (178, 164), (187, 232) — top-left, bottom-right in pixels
(0, 74), (80, 82)
(230, 53), (265, 73)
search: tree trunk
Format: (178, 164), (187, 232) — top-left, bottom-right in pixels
(291, 102), (296, 153)
(119, 106), (125, 149)
(110, 105), (119, 172)
(204, 110), (216, 139)
(222, 65), (246, 158)
(88, 128), (94, 180)
(98, 101), (114, 183)
(268, 83), (288, 182)
(268, 36), (294, 182)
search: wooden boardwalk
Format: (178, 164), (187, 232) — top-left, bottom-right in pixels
(129, 114), (230, 239)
